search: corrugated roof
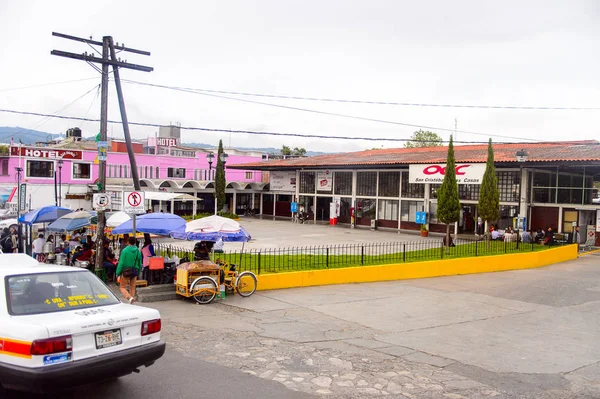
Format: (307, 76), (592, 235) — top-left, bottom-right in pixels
(229, 140), (600, 170)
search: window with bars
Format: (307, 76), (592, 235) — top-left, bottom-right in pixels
(401, 172), (424, 198)
(357, 172), (377, 196)
(497, 171), (519, 202)
(459, 184), (480, 201)
(378, 172), (400, 197)
(299, 172), (315, 194)
(245, 171), (253, 179)
(334, 172), (352, 195)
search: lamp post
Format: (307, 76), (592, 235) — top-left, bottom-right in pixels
(515, 149), (528, 248)
(57, 159), (64, 207)
(15, 167), (23, 253)
(206, 152), (215, 214)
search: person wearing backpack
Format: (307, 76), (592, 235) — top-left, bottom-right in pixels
(116, 236), (142, 304)
(0, 228), (13, 253)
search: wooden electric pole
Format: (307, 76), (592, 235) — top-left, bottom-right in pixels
(51, 32), (152, 270)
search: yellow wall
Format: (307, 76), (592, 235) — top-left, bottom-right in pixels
(256, 244), (579, 291)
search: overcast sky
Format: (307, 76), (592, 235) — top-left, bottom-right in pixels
(1, 0), (599, 153)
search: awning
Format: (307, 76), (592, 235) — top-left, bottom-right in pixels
(144, 192), (202, 201)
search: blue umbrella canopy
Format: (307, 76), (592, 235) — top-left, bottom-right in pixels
(112, 213), (186, 236)
(18, 206), (73, 226)
(46, 211), (97, 233)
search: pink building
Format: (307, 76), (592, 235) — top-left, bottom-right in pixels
(0, 129), (268, 215)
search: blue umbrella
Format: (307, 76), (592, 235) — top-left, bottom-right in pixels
(18, 206), (73, 226)
(47, 211), (97, 233)
(112, 213), (186, 236)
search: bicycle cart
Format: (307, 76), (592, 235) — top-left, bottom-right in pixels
(175, 260), (258, 304)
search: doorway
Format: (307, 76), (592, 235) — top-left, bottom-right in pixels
(459, 205), (477, 233)
(315, 196), (332, 221)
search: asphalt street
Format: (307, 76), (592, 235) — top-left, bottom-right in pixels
(4, 350), (314, 399)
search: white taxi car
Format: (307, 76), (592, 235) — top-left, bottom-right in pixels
(0, 254), (165, 393)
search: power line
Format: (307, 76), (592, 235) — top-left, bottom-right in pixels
(0, 108), (541, 144)
(0, 77), (99, 92)
(122, 79), (600, 111)
(120, 79), (538, 142)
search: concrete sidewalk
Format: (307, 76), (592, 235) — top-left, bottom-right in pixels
(145, 254), (600, 398)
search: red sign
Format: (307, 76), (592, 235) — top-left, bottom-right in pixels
(422, 164), (471, 176)
(11, 146), (82, 160)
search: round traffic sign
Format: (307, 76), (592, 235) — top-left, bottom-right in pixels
(127, 192), (142, 207)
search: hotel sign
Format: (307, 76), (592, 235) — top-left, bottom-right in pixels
(409, 163), (486, 185)
(157, 137), (178, 146)
(11, 146), (82, 160)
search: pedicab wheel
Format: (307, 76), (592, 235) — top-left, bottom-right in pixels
(190, 276), (217, 304)
(236, 272), (257, 297)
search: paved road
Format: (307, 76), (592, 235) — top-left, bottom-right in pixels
(142, 253), (600, 398)
(5, 350), (314, 399)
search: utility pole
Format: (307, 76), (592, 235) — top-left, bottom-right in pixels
(51, 32), (152, 269)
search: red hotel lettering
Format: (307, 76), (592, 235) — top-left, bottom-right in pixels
(422, 164), (471, 176)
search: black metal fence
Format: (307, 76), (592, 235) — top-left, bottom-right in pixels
(154, 238), (564, 275)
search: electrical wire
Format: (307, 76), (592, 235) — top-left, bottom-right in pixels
(0, 108), (544, 145)
(0, 77), (99, 92)
(121, 79), (600, 111)
(120, 80), (538, 142)
(0, 86), (100, 141)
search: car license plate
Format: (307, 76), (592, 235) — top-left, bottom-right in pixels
(95, 329), (122, 349)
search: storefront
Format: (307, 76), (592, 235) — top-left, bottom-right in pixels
(231, 140), (600, 238)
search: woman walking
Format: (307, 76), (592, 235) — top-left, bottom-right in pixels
(116, 236), (142, 304)
(141, 235), (156, 282)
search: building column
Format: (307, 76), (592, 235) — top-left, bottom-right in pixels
(558, 205), (563, 233)
(519, 167), (528, 219)
(272, 194), (276, 217)
(352, 170), (357, 228)
(192, 190), (197, 216)
(231, 190), (237, 214)
(170, 199), (175, 214)
(424, 183), (431, 232)
(259, 193), (263, 216)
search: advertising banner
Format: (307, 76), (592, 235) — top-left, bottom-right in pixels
(11, 146), (82, 160)
(317, 170), (332, 191)
(409, 163), (486, 185)
(269, 171), (296, 192)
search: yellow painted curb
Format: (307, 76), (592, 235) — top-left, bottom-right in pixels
(256, 245), (579, 291)
(579, 248), (600, 256)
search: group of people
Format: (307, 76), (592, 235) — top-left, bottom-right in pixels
(486, 224), (558, 246)
(0, 226), (18, 253)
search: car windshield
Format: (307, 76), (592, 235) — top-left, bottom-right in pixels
(6, 270), (120, 315)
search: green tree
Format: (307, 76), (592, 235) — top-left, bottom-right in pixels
(293, 147), (306, 156)
(215, 140), (226, 213)
(0, 145), (8, 155)
(436, 135), (461, 250)
(281, 145), (292, 156)
(404, 130), (443, 148)
(478, 138), (500, 230)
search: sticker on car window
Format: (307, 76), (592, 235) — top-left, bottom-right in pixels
(43, 352), (72, 365)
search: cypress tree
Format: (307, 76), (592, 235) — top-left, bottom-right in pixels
(436, 136), (461, 250)
(216, 140), (226, 213)
(478, 139), (500, 230)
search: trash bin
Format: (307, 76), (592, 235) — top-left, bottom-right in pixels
(370, 220), (377, 230)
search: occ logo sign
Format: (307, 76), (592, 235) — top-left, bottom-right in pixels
(422, 164), (471, 176)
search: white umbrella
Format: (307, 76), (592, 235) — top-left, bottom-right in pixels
(106, 211), (131, 228)
(183, 215), (241, 233)
(0, 218), (18, 229)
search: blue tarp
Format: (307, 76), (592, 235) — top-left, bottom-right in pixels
(18, 206), (73, 226)
(46, 211), (97, 233)
(111, 213), (186, 236)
